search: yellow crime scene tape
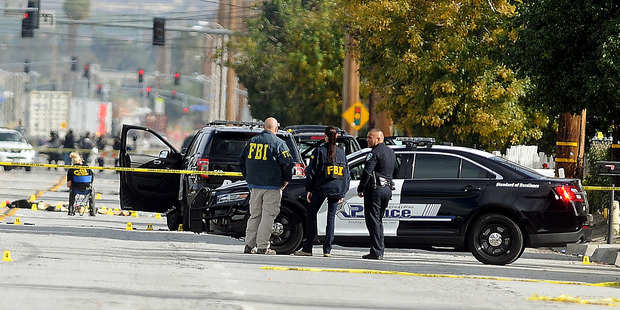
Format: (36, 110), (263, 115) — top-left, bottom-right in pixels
(0, 161), (243, 176)
(1, 147), (96, 153)
(583, 186), (620, 191)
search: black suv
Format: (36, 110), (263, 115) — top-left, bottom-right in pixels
(185, 138), (592, 264)
(118, 121), (305, 231)
(284, 125), (361, 162)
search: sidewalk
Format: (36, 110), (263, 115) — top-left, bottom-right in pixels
(561, 238), (620, 266)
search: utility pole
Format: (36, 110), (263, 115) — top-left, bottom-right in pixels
(555, 110), (586, 178)
(225, 0), (237, 121)
(368, 89), (393, 136)
(342, 31), (359, 135)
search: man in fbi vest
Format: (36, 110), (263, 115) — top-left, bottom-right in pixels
(239, 117), (294, 255)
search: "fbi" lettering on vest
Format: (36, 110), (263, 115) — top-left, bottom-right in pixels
(248, 143), (268, 160)
(325, 164), (344, 179)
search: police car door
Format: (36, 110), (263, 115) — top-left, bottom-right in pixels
(119, 125), (182, 213)
(317, 150), (411, 237)
(397, 153), (491, 243)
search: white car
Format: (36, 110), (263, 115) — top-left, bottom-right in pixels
(0, 129), (36, 172)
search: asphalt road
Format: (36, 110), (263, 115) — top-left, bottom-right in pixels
(0, 168), (618, 309)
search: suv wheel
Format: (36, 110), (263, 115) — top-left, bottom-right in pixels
(270, 205), (303, 255)
(166, 209), (182, 231)
(467, 214), (524, 265)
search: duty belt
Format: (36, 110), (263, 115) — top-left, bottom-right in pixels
(376, 176), (393, 187)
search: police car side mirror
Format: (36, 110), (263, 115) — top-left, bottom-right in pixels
(159, 150), (169, 158)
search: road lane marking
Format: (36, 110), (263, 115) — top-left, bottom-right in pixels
(261, 266), (620, 287)
(0, 208), (19, 222)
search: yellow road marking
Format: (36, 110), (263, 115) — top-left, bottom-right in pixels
(261, 266), (620, 287)
(0, 208), (18, 222)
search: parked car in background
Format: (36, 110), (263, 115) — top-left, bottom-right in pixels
(118, 121), (305, 232)
(284, 125), (361, 162)
(0, 128), (35, 172)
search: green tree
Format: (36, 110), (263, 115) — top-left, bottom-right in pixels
(232, 0), (346, 126)
(344, 0), (546, 151)
(510, 1), (620, 139)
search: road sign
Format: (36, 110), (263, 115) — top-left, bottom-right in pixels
(343, 101), (369, 131)
(39, 10), (55, 29)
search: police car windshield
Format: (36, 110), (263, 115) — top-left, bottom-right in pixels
(489, 156), (546, 178)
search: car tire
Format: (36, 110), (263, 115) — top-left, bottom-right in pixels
(270, 204), (303, 255)
(25, 167), (31, 172)
(166, 209), (182, 231)
(467, 213), (524, 265)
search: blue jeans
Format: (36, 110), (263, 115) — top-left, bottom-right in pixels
(303, 194), (340, 254)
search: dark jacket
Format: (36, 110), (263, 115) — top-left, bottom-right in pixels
(239, 130), (294, 189)
(67, 163), (94, 190)
(358, 143), (396, 193)
(304, 143), (350, 198)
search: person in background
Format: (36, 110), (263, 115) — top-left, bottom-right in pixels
(79, 132), (93, 164)
(112, 132), (121, 171)
(295, 125), (349, 257)
(95, 134), (107, 172)
(357, 128), (396, 260)
(46, 131), (62, 170)
(239, 117), (294, 255)
(63, 129), (75, 166)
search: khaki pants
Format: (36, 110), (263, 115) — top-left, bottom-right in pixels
(245, 188), (282, 250)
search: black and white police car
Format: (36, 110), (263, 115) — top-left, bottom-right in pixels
(119, 133), (591, 265)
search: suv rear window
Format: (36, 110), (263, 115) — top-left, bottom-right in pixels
(207, 131), (302, 163)
(210, 133), (251, 156)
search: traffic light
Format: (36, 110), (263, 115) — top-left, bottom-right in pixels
(96, 84), (103, 95)
(353, 105), (362, 126)
(71, 56), (78, 71)
(183, 107), (189, 114)
(153, 17), (166, 46)
(146, 86), (152, 97)
(21, 0), (39, 37)
(138, 68), (144, 83)
(28, 0), (40, 29)
(174, 72), (180, 85)
(83, 64), (90, 79)
(24, 59), (30, 73)
(171, 90), (176, 100)
(21, 12), (34, 38)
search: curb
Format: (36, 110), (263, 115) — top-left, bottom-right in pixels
(565, 243), (620, 266)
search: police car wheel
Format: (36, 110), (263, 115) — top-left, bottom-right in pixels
(269, 205), (303, 255)
(467, 214), (524, 265)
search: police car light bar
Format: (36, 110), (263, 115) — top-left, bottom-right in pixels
(208, 120), (265, 128)
(401, 137), (436, 148)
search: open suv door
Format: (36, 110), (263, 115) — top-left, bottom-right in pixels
(119, 124), (182, 213)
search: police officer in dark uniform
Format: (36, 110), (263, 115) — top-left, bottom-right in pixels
(357, 128), (396, 259)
